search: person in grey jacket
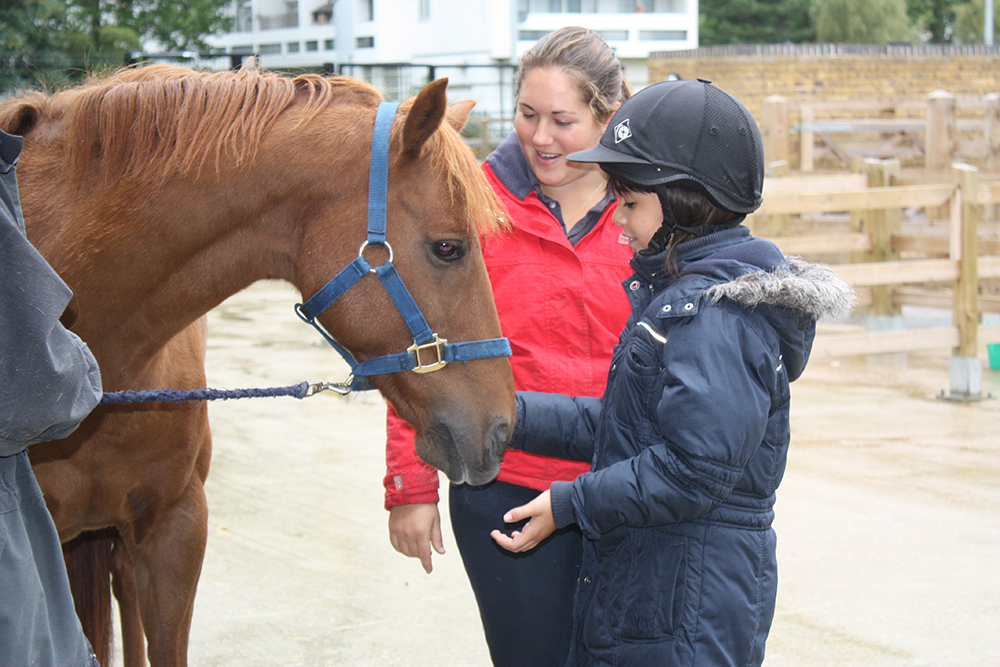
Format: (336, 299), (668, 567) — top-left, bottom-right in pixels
(490, 81), (855, 666)
(1, 128), (103, 666)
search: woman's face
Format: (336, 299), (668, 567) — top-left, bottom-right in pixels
(514, 67), (609, 189)
(613, 190), (664, 252)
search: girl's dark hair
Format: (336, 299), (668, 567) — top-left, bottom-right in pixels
(515, 26), (631, 123)
(609, 176), (737, 274)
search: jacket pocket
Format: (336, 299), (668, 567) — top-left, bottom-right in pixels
(592, 529), (688, 645)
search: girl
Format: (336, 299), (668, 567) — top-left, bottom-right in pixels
(383, 27), (634, 666)
(491, 80), (856, 666)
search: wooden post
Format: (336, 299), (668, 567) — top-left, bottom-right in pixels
(985, 93), (1000, 172)
(800, 104), (815, 172)
(865, 158), (902, 316)
(850, 155), (870, 269)
(926, 90), (956, 173)
(984, 93), (999, 225)
(944, 163), (983, 400)
(762, 95), (789, 167)
(764, 160), (789, 237)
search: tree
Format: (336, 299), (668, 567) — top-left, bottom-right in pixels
(815, 0), (921, 42)
(65, 0), (234, 52)
(0, 0), (69, 52)
(700, 0), (816, 45)
(906, 0), (962, 41)
(953, 0), (1000, 42)
(1, 0), (233, 93)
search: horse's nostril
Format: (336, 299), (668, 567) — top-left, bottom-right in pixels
(490, 418), (512, 453)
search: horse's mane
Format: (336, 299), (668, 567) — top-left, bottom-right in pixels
(0, 63), (504, 235)
(54, 64), (383, 186)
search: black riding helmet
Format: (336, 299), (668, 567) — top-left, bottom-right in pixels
(569, 79), (764, 253)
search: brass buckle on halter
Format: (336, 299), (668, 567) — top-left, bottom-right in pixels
(408, 334), (448, 373)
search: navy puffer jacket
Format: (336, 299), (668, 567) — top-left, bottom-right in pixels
(510, 226), (855, 667)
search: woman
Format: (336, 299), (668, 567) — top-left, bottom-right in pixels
(383, 26), (633, 667)
(491, 80), (856, 666)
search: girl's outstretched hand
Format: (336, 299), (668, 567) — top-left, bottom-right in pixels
(490, 490), (556, 553)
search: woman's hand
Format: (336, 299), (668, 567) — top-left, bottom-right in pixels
(490, 490), (556, 553)
(388, 503), (444, 573)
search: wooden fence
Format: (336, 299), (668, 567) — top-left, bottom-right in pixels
(746, 160), (1000, 399)
(762, 91), (1000, 173)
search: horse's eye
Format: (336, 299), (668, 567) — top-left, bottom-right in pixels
(432, 241), (464, 262)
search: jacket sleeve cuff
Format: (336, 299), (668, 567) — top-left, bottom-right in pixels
(549, 481), (577, 529)
(382, 470), (440, 510)
(509, 392), (527, 450)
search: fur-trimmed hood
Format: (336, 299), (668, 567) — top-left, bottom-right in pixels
(706, 255), (857, 322)
(629, 227), (856, 382)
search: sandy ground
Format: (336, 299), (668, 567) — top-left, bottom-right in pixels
(115, 280), (999, 667)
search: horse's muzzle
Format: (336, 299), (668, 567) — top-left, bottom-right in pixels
(419, 415), (511, 486)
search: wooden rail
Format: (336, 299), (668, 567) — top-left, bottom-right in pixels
(762, 91), (1000, 172)
(750, 161), (1000, 398)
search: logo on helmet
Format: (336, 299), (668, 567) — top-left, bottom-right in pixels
(614, 118), (632, 144)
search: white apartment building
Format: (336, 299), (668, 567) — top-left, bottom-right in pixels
(202, 0), (698, 88)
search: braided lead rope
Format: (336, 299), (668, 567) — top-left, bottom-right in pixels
(100, 381), (348, 405)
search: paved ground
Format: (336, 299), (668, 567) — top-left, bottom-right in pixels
(116, 280), (999, 667)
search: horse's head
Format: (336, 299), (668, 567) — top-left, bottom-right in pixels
(1, 65), (516, 485)
(292, 78), (515, 485)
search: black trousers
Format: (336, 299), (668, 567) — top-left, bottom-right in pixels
(449, 480), (582, 667)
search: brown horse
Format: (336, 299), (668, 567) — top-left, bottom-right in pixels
(0, 64), (515, 667)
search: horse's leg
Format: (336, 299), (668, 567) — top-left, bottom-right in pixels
(111, 535), (148, 667)
(62, 528), (115, 666)
(124, 477), (209, 667)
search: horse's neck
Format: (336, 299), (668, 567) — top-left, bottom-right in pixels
(57, 190), (301, 381)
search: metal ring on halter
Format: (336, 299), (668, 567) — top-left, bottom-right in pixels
(359, 240), (393, 273)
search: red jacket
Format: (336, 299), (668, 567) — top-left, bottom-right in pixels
(383, 151), (633, 509)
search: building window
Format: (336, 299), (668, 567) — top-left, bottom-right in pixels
(237, 0), (253, 32)
(356, 36), (374, 48)
(287, 41), (301, 52)
(595, 29), (629, 41)
(312, 3), (333, 24)
(306, 40), (319, 51)
(519, 30), (551, 40)
(357, 0), (374, 21)
(324, 38), (335, 49)
(525, 0), (589, 10)
(258, 43), (281, 54)
(639, 30), (686, 40)
(419, 0), (430, 19)
(621, 0), (671, 10)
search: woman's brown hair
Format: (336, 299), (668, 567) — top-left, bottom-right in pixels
(515, 26), (631, 123)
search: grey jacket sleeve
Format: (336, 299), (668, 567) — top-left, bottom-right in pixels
(1, 131), (102, 456)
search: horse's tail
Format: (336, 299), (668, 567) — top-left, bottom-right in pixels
(63, 528), (116, 666)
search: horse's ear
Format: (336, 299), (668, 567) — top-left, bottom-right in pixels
(60, 295), (80, 330)
(401, 77), (449, 156)
(0, 100), (40, 137)
(446, 99), (477, 132)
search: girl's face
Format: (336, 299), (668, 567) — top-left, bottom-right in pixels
(613, 190), (664, 252)
(515, 67), (609, 189)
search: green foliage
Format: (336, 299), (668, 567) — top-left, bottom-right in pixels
(0, 0), (69, 51)
(953, 0), (1000, 43)
(700, 0), (816, 45)
(815, 0), (921, 42)
(1, 0), (232, 93)
(138, 0), (235, 51)
(906, 0), (961, 41)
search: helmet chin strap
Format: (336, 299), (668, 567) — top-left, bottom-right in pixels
(638, 198), (744, 257)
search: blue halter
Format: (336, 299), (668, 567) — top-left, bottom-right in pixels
(294, 102), (511, 392)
